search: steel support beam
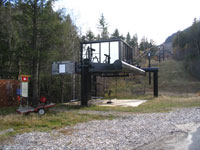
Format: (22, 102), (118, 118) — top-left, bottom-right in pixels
(142, 67), (159, 97)
(81, 60), (91, 106)
(153, 71), (158, 97)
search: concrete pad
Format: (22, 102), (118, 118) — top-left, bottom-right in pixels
(99, 99), (147, 107)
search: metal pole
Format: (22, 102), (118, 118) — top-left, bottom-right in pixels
(153, 71), (158, 97)
(80, 43), (84, 106)
(148, 53), (151, 85)
(93, 75), (97, 98)
(115, 78), (117, 98)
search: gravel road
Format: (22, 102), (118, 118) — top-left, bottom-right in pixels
(2, 107), (200, 150)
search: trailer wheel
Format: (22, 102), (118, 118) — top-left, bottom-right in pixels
(38, 108), (45, 115)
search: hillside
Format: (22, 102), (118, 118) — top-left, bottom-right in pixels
(163, 24), (192, 44)
(144, 58), (200, 97)
(163, 20), (200, 80)
(156, 59), (200, 95)
(106, 58), (200, 99)
(164, 32), (177, 44)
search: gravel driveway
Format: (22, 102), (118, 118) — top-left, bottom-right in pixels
(2, 107), (200, 150)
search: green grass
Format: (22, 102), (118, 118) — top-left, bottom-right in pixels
(0, 107), (114, 142)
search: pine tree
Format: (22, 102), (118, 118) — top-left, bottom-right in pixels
(111, 29), (120, 39)
(0, 1), (21, 78)
(16, 0), (64, 104)
(85, 29), (95, 41)
(126, 32), (131, 45)
(97, 13), (109, 39)
(130, 34), (138, 48)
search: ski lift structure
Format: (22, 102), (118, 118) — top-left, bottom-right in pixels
(80, 39), (158, 106)
(52, 39), (159, 106)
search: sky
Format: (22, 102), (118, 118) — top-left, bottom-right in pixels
(53, 0), (200, 45)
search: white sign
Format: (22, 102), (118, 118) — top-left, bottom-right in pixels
(21, 82), (28, 97)
(52, 61), (76, 75)
(59, 64), (66, 73)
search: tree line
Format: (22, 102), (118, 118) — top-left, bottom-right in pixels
(172, 18), (200, 78)
(0, 0), (80, 104)
(82, 14), (155, 53)
(82, 13), (157, 66)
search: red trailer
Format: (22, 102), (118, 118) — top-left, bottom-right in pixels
(16, 102), (55, 115)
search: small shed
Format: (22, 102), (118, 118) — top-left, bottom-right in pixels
(0, 80), (19, 107)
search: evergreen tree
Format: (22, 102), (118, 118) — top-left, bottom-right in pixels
(97, 13), (109, 39)
(27, 0), (59, 104)
(190, 18), (200, 55)
(173, 18), (200, 59)
(139, 37), (147, 51)
(0, 1), (21, 78)
(119, 34), (125, 40)
(111, 28), (120, 39)
(126, 32), (131, 45)
(85, 29), (95, 41)
(130, 34), (138, 48)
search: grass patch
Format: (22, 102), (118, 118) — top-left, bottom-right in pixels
(156, 59), (200, 94)
(81, 95), (200, 113)
(0, 109), (114, 142)
(0, 106), (18, 115)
